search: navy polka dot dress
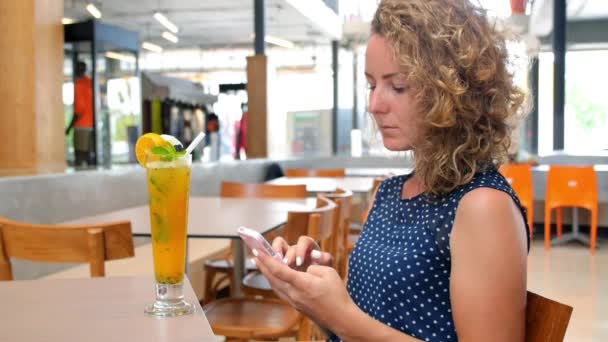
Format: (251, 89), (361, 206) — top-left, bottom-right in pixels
(329, 169), (528, 341)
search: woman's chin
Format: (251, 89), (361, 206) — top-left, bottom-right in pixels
(382, 141), (411, 152)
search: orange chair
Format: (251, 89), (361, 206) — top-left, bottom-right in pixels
(544, 166), (598, 255)
(285, 168), (345, 178)
(499, 163), (534, 239)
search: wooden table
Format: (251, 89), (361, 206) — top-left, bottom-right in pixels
(345, 167), (411, 177)
(267, 176), (375, 194)
(0, 276), (216, 342)
(63, 196), (316, 297)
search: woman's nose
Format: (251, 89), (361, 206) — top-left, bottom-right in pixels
(368, 87), (388, 115)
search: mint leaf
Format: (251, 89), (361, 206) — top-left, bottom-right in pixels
(160, 154), (174, 161)
(149, 144), (187, 162)
(149, 177), (163, 193)
(152, 213), (169, 244)
(151, 146), (173, 156)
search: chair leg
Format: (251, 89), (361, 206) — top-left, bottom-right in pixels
(203, 267), (216, 305)
(556, 207), (562, 238)
(544, 208), (551, 251)
(590, 208), (598, 256)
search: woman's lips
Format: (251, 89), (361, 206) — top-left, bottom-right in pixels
(380, 126), (399, 134)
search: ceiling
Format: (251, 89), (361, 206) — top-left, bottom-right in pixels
(64, 0), (341, 50)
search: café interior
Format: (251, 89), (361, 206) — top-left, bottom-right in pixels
(1, 0), (607, 341)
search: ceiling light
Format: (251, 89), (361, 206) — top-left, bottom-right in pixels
(264, 35), (295, 48)
(86, 3), (102, 19)
(105, 52), (136, 63)
(142, 42), (163, 53)
(154, 12), (179, 33)
(62, 18), (76, 25)
(161, 31), (179, 43)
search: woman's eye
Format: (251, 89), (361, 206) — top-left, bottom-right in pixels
(393, 85), (407, 93)
(367, 84), (376, 91)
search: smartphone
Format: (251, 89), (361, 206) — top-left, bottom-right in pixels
(237, 226), (283, 261)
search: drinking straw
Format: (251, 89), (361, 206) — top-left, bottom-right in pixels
(185, 132), (205, 155)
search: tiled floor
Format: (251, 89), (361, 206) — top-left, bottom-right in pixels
(528, 238), (608, 341)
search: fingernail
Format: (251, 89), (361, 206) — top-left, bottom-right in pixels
(252, 249), (258, 257)
(250, 258), (256, 266)
(282, 257), (288, 264)
(311, 250), (322, 259)
(296, 256), (303, 267)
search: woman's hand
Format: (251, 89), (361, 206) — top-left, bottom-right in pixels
(271, 236), (333, 270)
(254, 249), (354, 330)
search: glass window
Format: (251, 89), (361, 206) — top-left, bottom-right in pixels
(538, 50), (608, 154)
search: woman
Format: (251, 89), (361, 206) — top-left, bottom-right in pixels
(254, 0), (529, 340)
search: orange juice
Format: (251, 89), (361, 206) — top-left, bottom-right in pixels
(145, 156), (191, 284)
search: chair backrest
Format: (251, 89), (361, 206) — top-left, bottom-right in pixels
(285, 168), (345, 178)
(323, 188), (353, 279)
(545, 165), (597, 210)
(0, 217), (134, 280)
(499, 163), (533, 208)
(362, 176), (389, 223)
(283, 196), (337, 248)
(372, 176), (385, 193)
(220, 182), (309, 248)
(525, 291), (573, 342)
(220, 181), (307, 199)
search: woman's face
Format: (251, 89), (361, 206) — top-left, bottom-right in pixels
(365, 34), (419, 151)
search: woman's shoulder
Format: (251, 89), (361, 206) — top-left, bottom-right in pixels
(453, 169), (514, 199)
(451, 168), (530, 248)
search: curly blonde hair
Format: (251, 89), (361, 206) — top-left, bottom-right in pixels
(371, 0), (526, 196)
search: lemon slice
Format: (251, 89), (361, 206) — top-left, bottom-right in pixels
(135, 133), (170, 167)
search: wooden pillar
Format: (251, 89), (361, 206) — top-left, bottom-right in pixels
(246, 55), (268, 158)
(0, 0), (65, 176)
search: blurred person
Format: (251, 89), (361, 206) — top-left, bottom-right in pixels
(254, 0), (529, 341)
(234, 102), (248, 160)
(65, 61), (94, 167)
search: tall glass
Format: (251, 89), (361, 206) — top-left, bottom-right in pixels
(144, 154), (194, 317)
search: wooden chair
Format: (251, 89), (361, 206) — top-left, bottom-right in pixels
(323, 188), (353, 280)
(348, 176), (387, 256)
(202, 182), (307, 304)
(0, 217), (134, 280)
(205, 196), (337, 341)
(220, 181), (308, 199)
(359, 176), (387, 224)
(241, 195), (337, 295)
(525, 291), (573, 342)
(285, 168), (345, 178)
(499, 163), (534, 239)
(203, 297), (301, 341)
(543, 166), (598, 254)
